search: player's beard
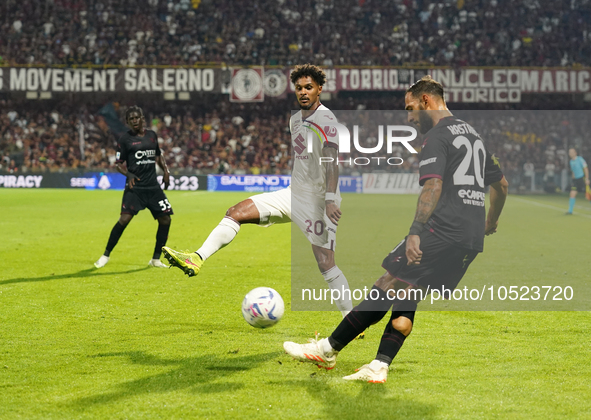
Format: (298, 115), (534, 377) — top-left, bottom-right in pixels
(299, 101), (314, 111)
(417, 110), (434, 134)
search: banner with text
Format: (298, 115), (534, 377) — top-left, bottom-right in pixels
(0, 68), (221, 93)
(206, 175), (362, 193)
(2, 67), (589, 102)
(362, 173), (422, 195)
(0, 172), (206, 191)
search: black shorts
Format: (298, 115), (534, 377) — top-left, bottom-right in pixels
(382, 230), (479, 294)
(571, 177), (586, 193)
(121, 187), (174, 219)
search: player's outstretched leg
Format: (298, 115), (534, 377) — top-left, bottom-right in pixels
(163, 199), (260, 277)
(95, 214), (133, 268)
(343, 308), (415, 383)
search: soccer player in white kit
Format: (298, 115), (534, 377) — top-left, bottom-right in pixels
(163, 64), (353, 317)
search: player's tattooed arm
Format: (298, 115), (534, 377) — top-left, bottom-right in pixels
(485, 176), (508, 235)
(406, 178), (442, 266)
(414, 178), (443, 224)
(156, 154), (170, 190)
(322, 145), (342, 225)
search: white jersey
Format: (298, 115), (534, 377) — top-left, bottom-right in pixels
(289, 104), (341, 197)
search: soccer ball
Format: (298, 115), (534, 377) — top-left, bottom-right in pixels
(241, 287), (284, 329)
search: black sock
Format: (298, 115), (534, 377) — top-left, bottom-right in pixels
(104, 222), (127, 256)
(153, 221), (171, 259)
(375, 310), (415, 365)
(328, 286), (393, 351)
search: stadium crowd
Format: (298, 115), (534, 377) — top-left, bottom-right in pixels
(1, 0), (590, 67)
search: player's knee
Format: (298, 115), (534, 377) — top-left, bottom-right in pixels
(314, 251), (335, 273)
(226, 205), (244, 221)
(392, 316), (413, 336)
(317, 260), (334, 273)
(119, 214), (133, 226)
(158, 215), (171, 226)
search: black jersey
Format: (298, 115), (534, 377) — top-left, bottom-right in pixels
(116, 129), (161, 190)
(418, 116), (504, 252)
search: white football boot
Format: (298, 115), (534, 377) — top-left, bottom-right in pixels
(283, 334), (338, 370)
(94, 255), (109, 268)
(148, 259), (168, 268)
(343, 360), (389, 383)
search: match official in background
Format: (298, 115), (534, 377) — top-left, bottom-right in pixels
(566, 148), (590, 215)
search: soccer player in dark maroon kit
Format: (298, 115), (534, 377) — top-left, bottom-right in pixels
(94, 106), (173, 269)
(284, 76), (509, 382)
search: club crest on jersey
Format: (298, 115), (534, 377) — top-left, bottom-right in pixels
(324, 125), (338, 138)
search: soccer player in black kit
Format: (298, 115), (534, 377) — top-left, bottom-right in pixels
(94, 106), (173, 269)
(284, 76), (509, 383)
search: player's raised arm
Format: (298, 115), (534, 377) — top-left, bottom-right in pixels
(322, 145), (341, 225)
(485, 176), (508, 236)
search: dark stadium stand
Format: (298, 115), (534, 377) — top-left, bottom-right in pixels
(1, 0), (590, 67)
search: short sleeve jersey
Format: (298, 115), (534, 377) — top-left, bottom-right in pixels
(116, 129), (161, 190)
(289, 104), (341, 196)
(418, 116), (504, 252)
(570, 156), (588, 179)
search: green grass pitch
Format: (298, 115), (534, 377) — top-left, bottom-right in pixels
(1, 189), (590, 419)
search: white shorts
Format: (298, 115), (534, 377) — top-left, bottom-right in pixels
(249, 186), (339, 250)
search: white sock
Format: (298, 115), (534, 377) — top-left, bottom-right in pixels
(319, 338), (336, 355)
(322, 266), (353, 317)
(369, 359), (389, 370)
(196, 217), (241, 260)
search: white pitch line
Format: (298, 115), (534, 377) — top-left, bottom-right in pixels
(512, 197), (591, 219)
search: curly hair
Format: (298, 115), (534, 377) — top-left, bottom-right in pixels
(125, 105), (144, 122)
(406, 75), (445, 101)
(290, 64), (327, 87)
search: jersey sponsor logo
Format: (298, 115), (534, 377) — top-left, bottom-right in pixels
(116, 152), (120, 160)
(136, 159), (156, 165)
(293, 134), (306, 155)
(419, 157), (437, 167)
(458, 189), (486, 206)
(135, 149), (157, 159)
(458, 189), (485, 200)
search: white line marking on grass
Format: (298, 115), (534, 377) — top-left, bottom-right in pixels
(512, 197), (591, 219)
